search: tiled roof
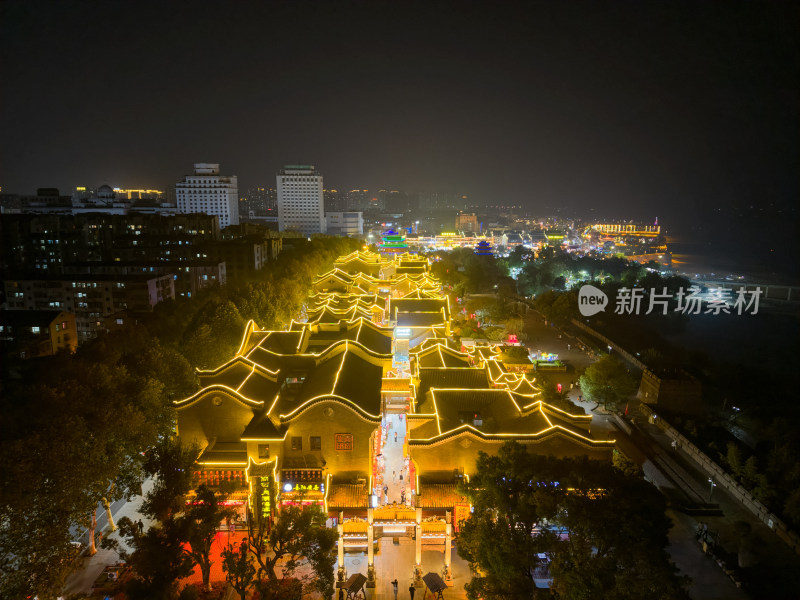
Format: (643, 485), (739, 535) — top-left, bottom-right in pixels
(258, 331), (306, 354)
(241, 413), (284, 439)
(414, 344), (471, 369)
(328, 483), (369, 508)
(414, 389), (525, 435)
(198, 450), (248, 464)
(390, 298), (449, 318)
(199, 361), (255, 389)
(415, 368), (490, 402)
(418, 484), (467, 508)
(397, 312), (447, 327)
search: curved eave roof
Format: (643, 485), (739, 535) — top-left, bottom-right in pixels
(174, 384), (265, 409)
(277, 394), (383, 423)
(408, 424), (614, 448)
(197, 356), (279, 380)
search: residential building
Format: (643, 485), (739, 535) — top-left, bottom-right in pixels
(0, 310), (78, 358)
(326, 212), (364, 237)
(3, 274), (174, 342)
(66, 261), (226, 299)
(176, 163), (239, 228)
(277, 165), (325, 236)
(323, 189), (345, 213)
(0, 213), (221, 275)
(344, 189), (370, 212)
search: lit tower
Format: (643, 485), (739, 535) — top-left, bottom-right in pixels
(474, 239), (493, 256)
(378, 229), (408, 255)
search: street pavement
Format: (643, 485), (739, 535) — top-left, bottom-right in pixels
(62, 477), (157, 597)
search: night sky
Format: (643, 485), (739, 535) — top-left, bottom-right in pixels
(1, 1), (797, 228)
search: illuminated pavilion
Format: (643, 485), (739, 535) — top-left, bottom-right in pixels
(174, 249), (613, 588)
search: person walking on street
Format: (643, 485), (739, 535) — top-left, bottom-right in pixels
(391, 579), (399, 600)
(409, 584), (416, 599)
(137, 519), (144, 534)
(394, 431), (398, 443)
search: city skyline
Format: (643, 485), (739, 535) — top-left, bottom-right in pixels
(1, 1), (796, 227)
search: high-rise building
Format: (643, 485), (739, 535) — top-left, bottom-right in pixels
(277, 165), (325, 236)
(323, 189), (345, 213)
(326, 212), (364, 237)
(176, 163), (239, 228)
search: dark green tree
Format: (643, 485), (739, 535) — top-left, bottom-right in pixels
(222, 539), (257, 600)
(579, 355), (638, 410)
(457, 442), (686, 600)
(141, 439), (201, 523)
(109, 516), (195, 600)
(178, 485), (236, 592)
(246, 503), (337, 596)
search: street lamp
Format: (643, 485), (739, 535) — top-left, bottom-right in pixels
(707, 477), (716, 502)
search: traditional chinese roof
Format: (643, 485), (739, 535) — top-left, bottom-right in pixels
(198, 441), (249, 466)
(401, 288), (443, 299)
(411, 388), (596, 445)
(414, 368), (491, 403)
(418, 483), (467, 508)
(327, 483), (369, 508)
(411, 343), (472, 370)
(307, 305), (372, 323)
(396, 311), (448, 328)
(389, 297), (450, 320)
(305, 319), (393, 355)
(509, 377), (541, 397)
(241, 412), (285, 440)
(269, 343), (387, 420)
(334, 251), (386, 276)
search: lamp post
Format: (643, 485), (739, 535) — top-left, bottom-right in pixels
(707, 477), (717, 502)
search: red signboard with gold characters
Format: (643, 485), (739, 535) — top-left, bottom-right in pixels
(334, 433), (353, 451)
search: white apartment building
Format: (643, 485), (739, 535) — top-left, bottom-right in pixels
(325, 211), (363, 236)
(176, 163), (239, 228)
(277, 165), (326, 236)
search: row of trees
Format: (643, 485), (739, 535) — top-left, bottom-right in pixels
(457, 442), (688, 599)
(0, 235), (359, 598)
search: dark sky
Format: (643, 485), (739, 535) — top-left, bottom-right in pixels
(1, 1), (797, 224)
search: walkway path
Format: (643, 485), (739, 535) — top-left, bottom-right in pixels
(62, 477), (157, 596)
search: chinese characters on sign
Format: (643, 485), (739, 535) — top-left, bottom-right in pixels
(614, 286), (762, 316)
(257, 475), (272, 521)
(293, 483), (323, 493)
(335, 433), (354, 451)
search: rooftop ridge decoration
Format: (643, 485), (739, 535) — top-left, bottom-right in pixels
(244, 335), (393, 362)
(407, 424), (614, 448)
(173, 384), (265, 409)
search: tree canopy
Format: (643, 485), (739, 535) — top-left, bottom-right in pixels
(578, 355), (638, 410)
(457, 442), (687, 600)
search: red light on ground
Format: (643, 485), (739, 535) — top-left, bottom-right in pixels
(557, 383), (562, 393)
